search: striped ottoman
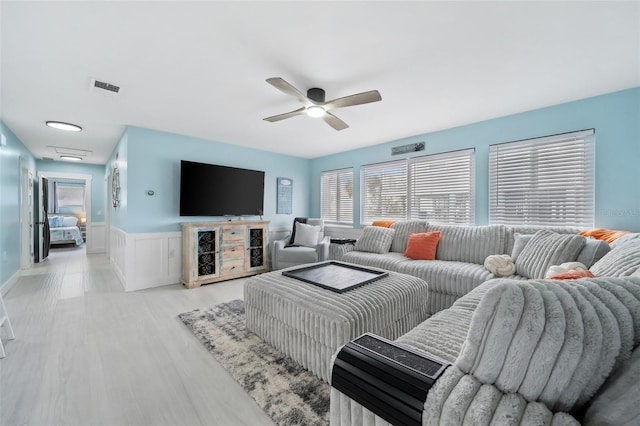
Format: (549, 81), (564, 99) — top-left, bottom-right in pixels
(244, 263), (430, 382)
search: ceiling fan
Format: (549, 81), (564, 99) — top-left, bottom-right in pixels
(263, 77), (382, 131)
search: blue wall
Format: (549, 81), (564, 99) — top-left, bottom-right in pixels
(36, 160), (106, 223)
(0, 122), (36, 286)
(310, 88), (640, 231)
(114, 126), (311, 233)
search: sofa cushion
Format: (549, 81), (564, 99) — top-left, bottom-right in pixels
(404, 231), (441, 260)
(547, 270), (595, 280)
(610, 232), (640, 248)
(576, 238), (611, 268)
(590, 240), (640, 277)
(427, 224), (509, 265)
(293, 222), (321, 247)
(287, 217), (308, 245)
(506, 226), (581, 254)
(371, 220), (395, 228)
(354, 226), (395, 254)
(390, 220), (427, 253)
(584, 345), (640, 425)
(398, 260), (494, 307)
(515, 230), (586, 279)
(579, 228), (631, 244)
(341, 251), (411, 272)
(511, 233), (533, 261)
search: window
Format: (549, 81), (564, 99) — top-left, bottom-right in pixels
(48, 180), (86, 215)
(361, 160), (408, 224)
(489, 129), (594, 227)
(321, 168), (353, 225)
(56, 185), (85, 210)
(360, 149), (475, 225)
(409, 149), (474, 225)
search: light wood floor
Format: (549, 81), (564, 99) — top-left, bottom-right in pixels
(0, 246), (275, 426)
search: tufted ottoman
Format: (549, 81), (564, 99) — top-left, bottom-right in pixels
(244, 262), (430, 382)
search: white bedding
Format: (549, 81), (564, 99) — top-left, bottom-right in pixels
(50, 226), (83, 246)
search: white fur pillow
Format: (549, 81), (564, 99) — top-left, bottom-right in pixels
(293, 222), (321, 247)
(545, 262), (588, 278)
(484, 254), (516, 277)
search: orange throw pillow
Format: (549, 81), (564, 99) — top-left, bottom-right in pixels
(372, 220), (395, 228)
(579, 228), (630, 244)
(404, 231), (441, 260)
(548, 270), (595, 280)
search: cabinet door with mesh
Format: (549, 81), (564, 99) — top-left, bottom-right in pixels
(195, 227), (220, 278)
(246, 225), (267, 271)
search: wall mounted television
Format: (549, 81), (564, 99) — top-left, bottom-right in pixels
(180, 160), (265, 217)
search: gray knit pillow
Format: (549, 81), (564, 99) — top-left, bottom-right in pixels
(590, 240), (640, 277)
(576, 238), (611, 268)
(355, 226), (396, 254)
(515, 230), (586, 279)
(390, 221), (427, 253)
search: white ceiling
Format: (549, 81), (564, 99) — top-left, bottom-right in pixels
(2, 1), (639, 165)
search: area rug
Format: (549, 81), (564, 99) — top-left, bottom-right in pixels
(178, 299), (330, 426)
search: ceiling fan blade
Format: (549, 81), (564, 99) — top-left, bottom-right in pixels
(266, 77), (309, 104)
(322, 112), (349, 131)
(263, 107), (306, 122)
(325, 90), (382, 110)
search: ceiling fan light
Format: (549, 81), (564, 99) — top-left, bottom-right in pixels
(46, 121), (82, 132)
(306, 106), (326, 118)
(60, 155), (82, 161)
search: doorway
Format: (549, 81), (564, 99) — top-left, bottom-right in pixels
(36, 171), (92, 262)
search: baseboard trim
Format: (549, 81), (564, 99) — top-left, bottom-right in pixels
(1, 269), (21, 296)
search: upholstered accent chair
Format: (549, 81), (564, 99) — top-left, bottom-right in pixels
(272, 218), (330, 270)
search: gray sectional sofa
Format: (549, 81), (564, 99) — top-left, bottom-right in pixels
(338, 221), (608, 314)
(329, 222), (640, 425)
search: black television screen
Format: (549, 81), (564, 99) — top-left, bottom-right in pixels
(180, 160), (265, 216)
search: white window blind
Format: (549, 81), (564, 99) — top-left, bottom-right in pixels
(409, 149), (475, 225)
(321, 168), (353, 225)
(360, 160), (408, 224)
(489, 129), (595, 227)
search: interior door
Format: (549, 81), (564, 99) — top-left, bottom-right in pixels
(20, 168), (34, 268)
(38, 177), (50, 262)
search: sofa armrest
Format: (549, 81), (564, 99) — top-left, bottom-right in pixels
(455, 276), (640, 412)
(317, 236), (331, 261)
(330, 366), (580, 426)
(272, 234), (291, 269)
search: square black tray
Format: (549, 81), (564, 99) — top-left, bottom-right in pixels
(282, 261), (389, 293)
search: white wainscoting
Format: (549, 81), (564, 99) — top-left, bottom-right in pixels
(110, 226), (127, 286)
(86, 222), (106, 254)
(109, 224), (292, 292)
(109, 226), (182, 292)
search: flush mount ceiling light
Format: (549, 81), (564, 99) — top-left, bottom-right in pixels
(46, 121), (82, 132)
(306, 105), (326, 118)
(60, 155), (82, 161)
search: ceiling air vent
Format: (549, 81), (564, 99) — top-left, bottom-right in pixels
(90, 78), (121, 96)
(93, 79), (120, 93)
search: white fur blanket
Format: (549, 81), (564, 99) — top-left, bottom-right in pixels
(455, 276), (640, 412)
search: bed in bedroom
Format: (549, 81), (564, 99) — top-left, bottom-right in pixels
(49, 215), (84, 247)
